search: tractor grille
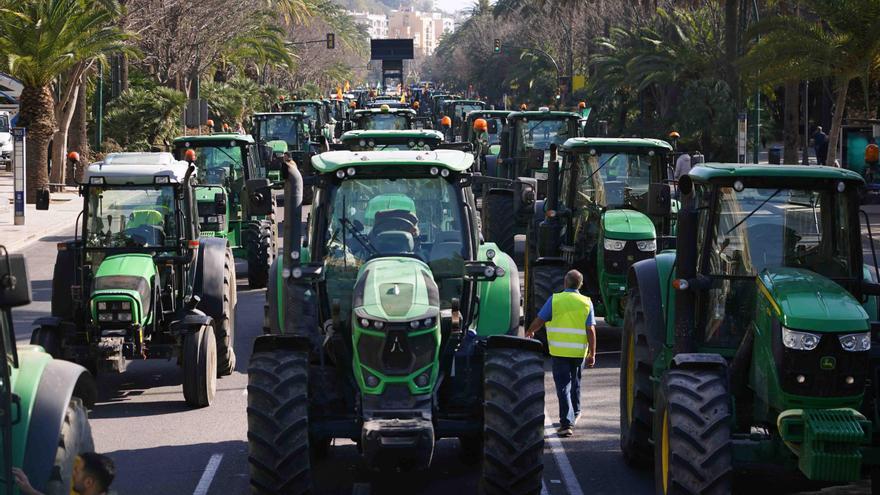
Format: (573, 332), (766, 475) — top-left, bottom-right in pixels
(604, 242), (653, 276)
(773, 326), (868, 398)
(357, 324), (437, 377)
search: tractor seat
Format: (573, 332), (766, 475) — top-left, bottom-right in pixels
(374, 231), (414, 254)
(372, 209), (418, 240)
(128, 209), (164, 228)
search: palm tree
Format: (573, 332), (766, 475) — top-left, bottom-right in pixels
(740, 0), (880, 165)
(0, 0), (127, 201)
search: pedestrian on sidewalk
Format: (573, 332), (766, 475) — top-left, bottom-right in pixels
(525, 269), (596, 438)
(812, 126), (828, 165)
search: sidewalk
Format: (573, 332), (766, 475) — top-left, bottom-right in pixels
(0, 170), (82, 252)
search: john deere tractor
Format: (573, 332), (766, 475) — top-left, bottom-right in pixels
(32, 152), (236, 408)
(620, 163), (880, 492)
(245, 150), (543, 494)
(1, 247), (96, 495)
(482, 108), (582, 256)
(280, 99), (334, 145)
(172, 134), (277, 288)
(524, 138), (674, 329)
(252, 111), (321, 204)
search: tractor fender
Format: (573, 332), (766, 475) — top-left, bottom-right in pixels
(171, 311), (213, 335)
(32, 316), (63, 329)
(253, 334), (312, 355)
(475, 244), (521, 336)
(22, 360), (96, 491)
(51, 241), (79, 321)
(486, 334), (543, 354)
(670, 353), (728, 372)
(628, 258), (667, 359)
(194, 237), (229, 321)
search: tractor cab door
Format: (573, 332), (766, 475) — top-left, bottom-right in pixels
(0, 311), (17, 495)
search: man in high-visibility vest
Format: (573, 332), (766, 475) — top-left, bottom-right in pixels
(526, 269), (596, 437)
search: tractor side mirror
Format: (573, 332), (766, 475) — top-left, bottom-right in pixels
(526, 149), (545, 170)
(246, 178), (274, 216)
(267, 154), (284, 171)
(647, 182), (672, 217)
(0, 252), (31, 308)
(259, 144), (273, 164)
(214, 193), (227, 212)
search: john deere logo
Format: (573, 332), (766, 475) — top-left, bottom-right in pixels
(820, 356), (836, 370)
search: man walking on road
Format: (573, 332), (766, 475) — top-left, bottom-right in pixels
(812, 126), (828, 165)
(525, 269), (596, 438)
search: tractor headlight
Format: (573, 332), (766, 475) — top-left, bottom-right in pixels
(121, 301), (131, 310)
(117, 313), (133, 322)
(636, 239), (656, 252)
(97, 301), (108, 310)
(98, 313), (113, 322)
(604, 239), (627, 251)
(782, 327), (821, 351)
(838, 332), (871, 352)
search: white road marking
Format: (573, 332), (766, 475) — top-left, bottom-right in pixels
(544, 407), (584, 495)
(352, 482), (371, 495)
(193, 453), (223, 495)
(541, 480), (549, 495)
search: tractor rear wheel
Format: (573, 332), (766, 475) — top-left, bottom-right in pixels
(248, 349), (311, 495)
(182, 325), (217, 408)
(216, 248), (237, 376)
(653, 368), (732, 495)
(481, 347), (544, 495)
(525, 263), (566, 352)
(30, 326), (61, 358)
(245, 220), (276, 289)
(483, 192), (516, 257)
(619, 288), (657, 468)
(44, 397), (94, 495)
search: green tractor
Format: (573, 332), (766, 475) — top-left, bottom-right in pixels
(348, 107), (417, 131)
(337, 129), (445, 151)
(482, 108), (582, 256)
(1, 247), (96, 495)
(172, 134), (277, 288)
(280, 99), (334, 146)
(246, 150), (544, 494)
(446, 100), (486, 139)
(525, 138), (675, 329)
(620, 163), (880, 492)
(462, 110), (510, 159)
(252, 112), (320, 203)
(32, 152), (236, 408)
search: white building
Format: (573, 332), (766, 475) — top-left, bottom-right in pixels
(350, 12), (388, 39)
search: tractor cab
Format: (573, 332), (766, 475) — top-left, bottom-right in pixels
(447, 100), (486, 138)
(251, 112), (315, 176)
(338, 130), (444, 151)
(247, 151), (544, 491)
(351, 108), (416, 131)
(620, 163), (880, 491)
(281, 99), (333, 144)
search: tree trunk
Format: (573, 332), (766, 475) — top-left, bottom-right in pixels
(68, 86), (90, 185)
(49, 84), (80, 189)
(783, 80), (799, 163)
(826, 79), (849, 167)
(17, 86), (55, 203)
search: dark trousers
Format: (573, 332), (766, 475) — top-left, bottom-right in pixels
(551, 356), (584, 428)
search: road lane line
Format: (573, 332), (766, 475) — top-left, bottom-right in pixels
(193, 453), (223, 495)
(541, 479), (549, 495)
(544, 407), (584, 495)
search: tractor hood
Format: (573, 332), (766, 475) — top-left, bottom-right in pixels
(602, 209), (656, 241)
(759, 268), (869, 333)
(91, 254), (156, 324)
(95, 253), (156, 281)
(353, 257), (439, 321)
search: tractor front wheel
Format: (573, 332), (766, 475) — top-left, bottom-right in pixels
(619, 288), (657, 468)
(481, 347), (544, 495)
(182, 325), (217, 408)
(44, 397), (94, 495)
(653, 368), (732, 495)
(245, 220), (276, 289)
(30, 326), (61, 358)
(248, 349), (311, 495)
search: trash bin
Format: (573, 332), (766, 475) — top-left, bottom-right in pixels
(769, 146), (783, 165)
(35, 188), (49, 211)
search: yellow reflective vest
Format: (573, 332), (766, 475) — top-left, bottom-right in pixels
(546, 292), (593, 358)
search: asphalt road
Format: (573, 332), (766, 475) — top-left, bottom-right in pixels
(8, 208), (880, 494)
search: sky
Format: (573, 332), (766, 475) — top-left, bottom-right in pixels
(434, 0), (475, 13)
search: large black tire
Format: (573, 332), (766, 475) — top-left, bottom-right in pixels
(44, 397), (94, 495)
(619, 288), (658, 468)
(216, 248), (237, 376)
(653, 368), (732, 495)
(525, 263), (566, 352)
(182, 325), (217, 408)
(481, 347), (544, 495)
(483, 192), (516, 257)
(248, 349), (311, 495)
(245, 220), (276, 289)
(30, 326), (61, 358)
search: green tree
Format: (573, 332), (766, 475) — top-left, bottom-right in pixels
(104, 86), (186, 150)
(740, 0), (880, 165)
(0, 0), (127, 201)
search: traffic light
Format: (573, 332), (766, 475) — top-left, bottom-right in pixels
(326, 33), (335, 49)
(493, 39), (501, 53)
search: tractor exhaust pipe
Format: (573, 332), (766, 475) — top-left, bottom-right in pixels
(673, 176), (697, 354)
(282, 161), (304, 271)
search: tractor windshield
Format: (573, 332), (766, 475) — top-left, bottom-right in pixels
(256, 116), (303, 149)
(85, 185), (180, 249)
(295, 105), (320, 123)
(189, 144), (243, 186)
(570, 152), (656, 209)
(359, 114), (409, 131)
(320, 175), (466, 314)
(516, 118), (574, 153)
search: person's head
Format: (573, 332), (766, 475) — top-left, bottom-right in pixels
(73, 453), (115, 494)
(564, 270), (583, 290)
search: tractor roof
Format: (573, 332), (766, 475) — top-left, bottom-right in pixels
(340, 129), (444, 142)
(688, 163), (865, 184)
(253, 112), (307, 118)
(287, 99), (322, 105)
(561, 137), (673, 152)
(353, 108), (416, 116)
(85, 153), (190, 185)
(507, 110), (581, 120)
(450, 99), (485, 105)
(311, 150), (473, 174)
(173, 133), (255, 145)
